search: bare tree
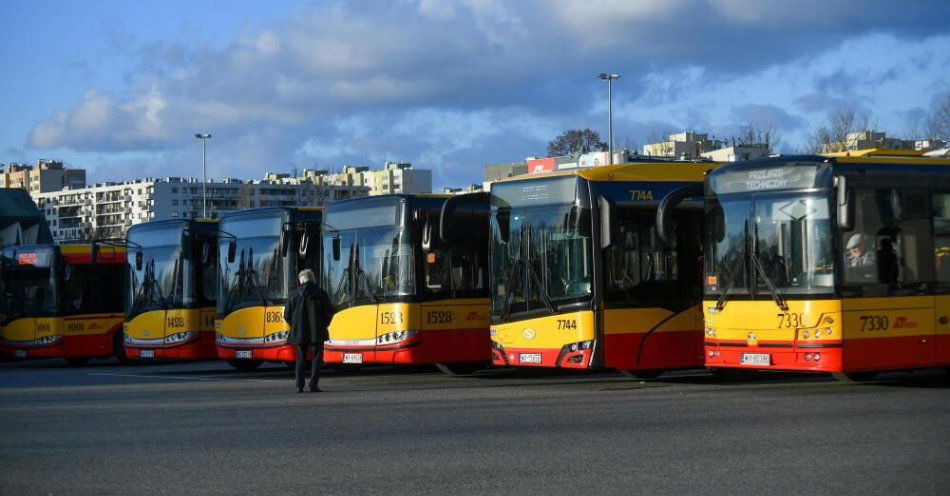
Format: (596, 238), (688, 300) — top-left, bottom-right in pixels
(926, 93), (950, 142)
(236, 183), (255, 209)
(645, 130), (675, 156)
(547, 129), (606, 157)
(726, 124), (782, 155)
(808, 107), (870, 153)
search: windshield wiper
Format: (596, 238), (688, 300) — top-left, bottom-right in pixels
(499, 259), (523, 321)
(353, 265), (379, 303)
(751, 250), (789, 312)
(715, 255), (743, 312)
(526, 262), (558, 314)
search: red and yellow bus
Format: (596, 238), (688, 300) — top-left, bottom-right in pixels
(489, 162), (718, 377)
(216, 208), (322, 370)
(124, 219), (218, 360)
(702, 150), (950, 380)
(321, 194), (491, 373)
(0, 242), (127, 365)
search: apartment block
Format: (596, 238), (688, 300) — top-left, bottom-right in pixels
(1, 160), (86, 194)
(33, 177), (368, 241)
(267, 161), (432, 195)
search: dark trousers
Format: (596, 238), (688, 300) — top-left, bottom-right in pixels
(294, 343), (322, 390)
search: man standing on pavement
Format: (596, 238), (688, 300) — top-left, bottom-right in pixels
(283, 268), (335, 393)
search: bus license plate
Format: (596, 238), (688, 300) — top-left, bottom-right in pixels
(140, 350), (155, 358)
(343, 353), (362, 364)
(741, 353), (771, 366)
(519, 353), (542, 364)
(235, 350), (253, 359)
(14, 350), (26, 358)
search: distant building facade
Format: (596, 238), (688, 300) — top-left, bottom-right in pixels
(643, 132), (724, 159)
(1, 160), (86, 194)
(267, 161), (431, 195)
(33, 177), (368, 241)
(821, 131), (917, 153)
(701, 144), (770, 162)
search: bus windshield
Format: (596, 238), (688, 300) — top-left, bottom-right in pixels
(706, 192), (835, 300)
(218, 214), (287, 314)
(127, 224), (195, 318)
(490, 203), (593, 319)
(1, 248), (58, 322)
(323, 225), (414, 308)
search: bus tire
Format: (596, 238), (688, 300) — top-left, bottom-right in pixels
(228, 359), (263, 371)
(833, 371), (877, 382)
(113, 331), (132, 365)
(621, 369), (664, 380)
(65, 357), (90, 367)
(436, 362), (486, 376)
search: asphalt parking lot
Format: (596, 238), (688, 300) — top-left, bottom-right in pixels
(1, 359), (948, 495)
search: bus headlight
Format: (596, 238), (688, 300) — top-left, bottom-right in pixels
(164, 331), (197, 345)
(262, 330), (289, 344)
(813, 353), (821, 362)
(377, 330), (417, 345)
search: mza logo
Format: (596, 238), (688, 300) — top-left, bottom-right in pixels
(893, 316), (917, 329)
(465, 311), (486, 321)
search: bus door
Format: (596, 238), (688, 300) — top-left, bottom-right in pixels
(934, 191), (950, 365)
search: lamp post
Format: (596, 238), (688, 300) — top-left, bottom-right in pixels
(598, 73), (620, 164)
(195, 133), (212, 218)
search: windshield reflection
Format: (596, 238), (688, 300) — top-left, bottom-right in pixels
(491, 204), (592, 319)
(127, 245), (189, 318)
(705, 193), (835, 298)
(323, 226), (414, 309)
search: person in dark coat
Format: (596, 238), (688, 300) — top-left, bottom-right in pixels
(283, 268), (335, 393)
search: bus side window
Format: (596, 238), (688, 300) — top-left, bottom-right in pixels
(843, 188), (933, 296)
(934, 192), (950, 287)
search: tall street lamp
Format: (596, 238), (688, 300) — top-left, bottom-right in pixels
(195, 133), (212, 218)
(598, 73), (620, 164)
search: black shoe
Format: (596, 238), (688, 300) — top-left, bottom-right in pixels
(296, 387), (304, 393)
(309, 386), (323, 393)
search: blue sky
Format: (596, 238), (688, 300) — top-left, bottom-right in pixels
(2, 0), (948, 189)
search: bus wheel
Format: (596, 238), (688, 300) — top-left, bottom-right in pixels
(114, 332), (132, 365)
(833, 371), (877, 382)
(436, 362), (486, 376)
(621, 369), (664, 380)
(65, 357), (90, 367)
(228, 359), (263, 371)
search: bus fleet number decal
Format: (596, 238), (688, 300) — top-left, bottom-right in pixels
(859, 315), (889, 332)
(557, 319), (578, 330)
(776, 312), (805, 328)
(380, 311), (404, 325)
(264, 311), (283, 324)
(167, 316), (185, 328)
(427, 311), (453, 324)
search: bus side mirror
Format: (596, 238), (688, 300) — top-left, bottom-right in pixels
(599, 195), (615, 249)
(657, 184), (703, 246)
(421, 218), (432, 252)
(181, 232), (191, 259)
(332, 236), (341, 261)
(496, 210), (510, 243)
(299, 232), (310, 257)
(135, 251), (143, 271)
(227, 240), (237, 263)
(280, 225), (290, 257)
(835, 175), (853, 230)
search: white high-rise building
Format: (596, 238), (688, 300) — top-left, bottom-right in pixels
(33, 176), (368, 241)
